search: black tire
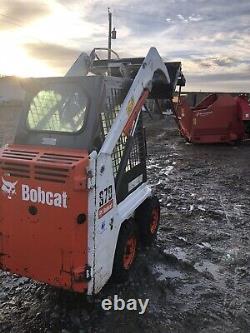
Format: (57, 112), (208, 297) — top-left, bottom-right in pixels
(135, 196), (160, 246)
(112, 220), (137, 283)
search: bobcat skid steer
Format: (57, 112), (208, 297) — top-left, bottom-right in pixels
(0, 48), (182, 294)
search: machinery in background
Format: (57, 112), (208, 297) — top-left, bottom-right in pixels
(173, 93), (250, 144)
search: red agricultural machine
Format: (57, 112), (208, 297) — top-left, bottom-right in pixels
(174, 93), (250, 144)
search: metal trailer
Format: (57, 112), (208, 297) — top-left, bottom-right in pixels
(174, 93), (250, 144)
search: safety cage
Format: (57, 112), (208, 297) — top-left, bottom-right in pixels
(16, 76), (147, 202)
(100, 85), (147, 202)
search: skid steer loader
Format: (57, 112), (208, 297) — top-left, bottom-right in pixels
(0, 47), (185, 294)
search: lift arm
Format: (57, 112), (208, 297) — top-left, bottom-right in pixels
(99, 47), (170, 156)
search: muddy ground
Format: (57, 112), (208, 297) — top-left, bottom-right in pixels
(0, 116), (250, 333)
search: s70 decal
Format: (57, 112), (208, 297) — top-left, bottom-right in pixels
(99, 185), (112, 208)
(98, 185), (113, 219)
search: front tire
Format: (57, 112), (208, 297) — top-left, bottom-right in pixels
(112, 220), (137, 282)
(135, 196), (160, 246)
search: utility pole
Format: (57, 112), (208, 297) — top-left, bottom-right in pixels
(108, 8), (112, 60)
(108, 8), (117, 60)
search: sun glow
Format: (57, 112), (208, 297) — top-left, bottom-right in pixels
(0, 1), (98, 77)
(0, 41), (56, 77)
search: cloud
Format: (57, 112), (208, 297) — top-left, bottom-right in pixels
(56, 0), (81, 4)
(197, 57), (237, 68)
(185, 71), (250, 92)
(0, 0), (51, 31)
(0, 18), (18, 31)
(1, 0), (250, 91)
(188, 14), (202, 22)
(177, 14), (188, 23)
(5, 1), (49, 21)
(25, 43), (82, 73)
(189, 72), (250, 82)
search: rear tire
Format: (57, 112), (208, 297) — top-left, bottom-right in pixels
(112, 220), (137, 283)
(135, 196), (160, 246)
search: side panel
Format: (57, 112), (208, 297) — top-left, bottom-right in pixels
(93, 154), (119, 293)
(177, 95), (245, 143)
(0, 147), (89, 292)
(191, 96), (241, 142)
(92, 153), (152, 294)
(87, 151), (97, 295)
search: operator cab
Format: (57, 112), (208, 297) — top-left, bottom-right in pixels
(15, 75), (147, 203)
(16, 76), (131, 152)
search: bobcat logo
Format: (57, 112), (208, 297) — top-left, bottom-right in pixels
(1, 178), (17, 199)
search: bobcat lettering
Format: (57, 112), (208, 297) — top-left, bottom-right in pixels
(22, 185), (68, 208)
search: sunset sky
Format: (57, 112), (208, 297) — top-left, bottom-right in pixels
(0, 0), (249, 91)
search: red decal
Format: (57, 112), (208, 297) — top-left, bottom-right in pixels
(98, 199), (113, 219)
(123, 90), (149, 136)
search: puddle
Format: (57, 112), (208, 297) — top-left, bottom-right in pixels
(164, 247), (188, 261)
(159, 165), (174, 176)
(194, 260), (219, 275)
(153, 264), (183, 281)
(151, 179), (164, 187)
(194, 260), (225, 287)
(147, 163), (161, 170)
(196, 242), (212, 250)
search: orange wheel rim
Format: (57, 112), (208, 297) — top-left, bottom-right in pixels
(150, 207), (159, 234)
(123, 236), (136, 270)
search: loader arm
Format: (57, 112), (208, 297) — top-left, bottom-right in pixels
(99, 47), (170, 156)
(90, 48), (170, 293)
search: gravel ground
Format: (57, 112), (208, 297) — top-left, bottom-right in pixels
(0, 116), (250, 333)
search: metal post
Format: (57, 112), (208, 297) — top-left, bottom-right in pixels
(108, 8), (112, 60)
